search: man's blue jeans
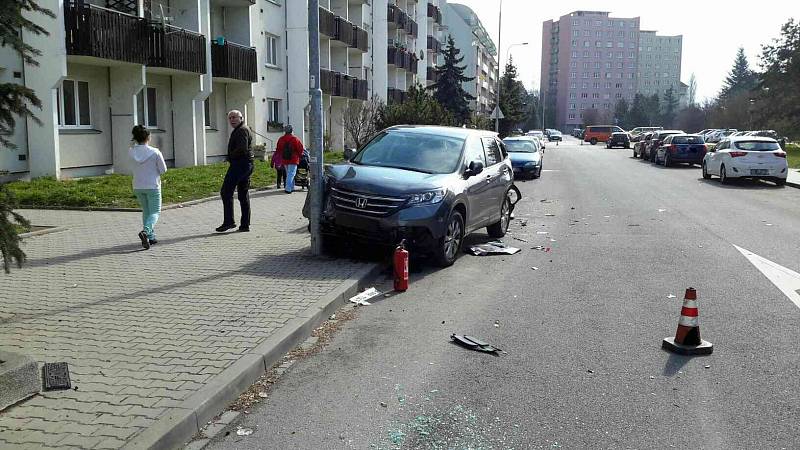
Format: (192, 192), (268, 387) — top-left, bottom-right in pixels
(285, 164), (298, 193)
(221, 159), (254, 228)
(134, 189), (161, 240)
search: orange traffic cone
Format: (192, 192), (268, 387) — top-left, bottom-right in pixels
(662, 287), (713, 355)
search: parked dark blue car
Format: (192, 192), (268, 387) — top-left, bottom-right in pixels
(502, 137), (542, 179)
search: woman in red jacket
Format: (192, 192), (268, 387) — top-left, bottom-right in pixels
(274, 125), (305, 193)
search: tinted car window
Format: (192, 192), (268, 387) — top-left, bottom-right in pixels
(354, 131), (465, 174)
(464, 136), (486, 166)
(482, 137), (503, 166)
(733, 140), (781, 151)
(672, 136), (704, 144)
(504, 140), (537, 153)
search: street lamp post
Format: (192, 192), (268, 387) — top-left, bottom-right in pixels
(494, 0), (502, 133)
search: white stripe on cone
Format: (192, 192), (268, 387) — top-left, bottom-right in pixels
(679, 316), (699, 327)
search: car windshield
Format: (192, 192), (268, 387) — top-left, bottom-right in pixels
(352, 131), (465, 174)
(503, 140), (537, 153)
(673, 136), (704, 144)
(733, 141), (781, 151)
(550, 131), (562, 135)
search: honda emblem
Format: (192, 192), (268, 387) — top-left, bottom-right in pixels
(355, 197), (368, 209)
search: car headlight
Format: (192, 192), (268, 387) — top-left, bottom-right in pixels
(408, 189), (446, 205)
(525, 161), (539, 167)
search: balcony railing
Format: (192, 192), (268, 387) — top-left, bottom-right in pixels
(64, 1), (149, 65)
(427, 35), (441, 53)
(147, 24), (207, 73)
(211, 40), (257, 82)
(353, 78), (368, 100)
(388, 87), (406, 105)
(319, 7), (336, 38)
(334, 16), (354, 46)
(353, 26), (369, 52)
(427, 66), (440, 83)
(427, 4), (442, 24)
(320, 68), (367, 100)
(388, 46), (417, 72)
(388, 4), (417, 37)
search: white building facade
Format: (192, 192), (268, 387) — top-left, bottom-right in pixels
(443, 3), (497, 116)
(2, 0), (452, 181)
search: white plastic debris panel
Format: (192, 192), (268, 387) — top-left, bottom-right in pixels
(349, 287), (381, 306)
(465, 241), (521, 256)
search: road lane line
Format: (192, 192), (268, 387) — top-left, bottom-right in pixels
(734, 245), (800, 310)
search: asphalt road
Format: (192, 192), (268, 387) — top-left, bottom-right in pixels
(208, 136), (800, 449)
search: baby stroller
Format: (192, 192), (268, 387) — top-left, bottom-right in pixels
(294, 149), (310, 190)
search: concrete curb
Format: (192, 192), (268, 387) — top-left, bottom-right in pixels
(16, 188), (285, 213)
(123, 262), (384, 450)
(17, 226), (69, 239)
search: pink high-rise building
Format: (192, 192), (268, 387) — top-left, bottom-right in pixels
(541, 11), (641, 131)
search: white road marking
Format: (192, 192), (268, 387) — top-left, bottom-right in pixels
(734, 245), (800, 310)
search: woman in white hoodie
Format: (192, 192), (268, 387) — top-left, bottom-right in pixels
(129, 125), (167, 249)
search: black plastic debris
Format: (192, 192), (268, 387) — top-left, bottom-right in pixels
(465, 241), (520, 256)
(451, 334), (505, 355)
(42, 362), (71, 391)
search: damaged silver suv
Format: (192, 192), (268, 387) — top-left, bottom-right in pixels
(319, 126), (516, 266)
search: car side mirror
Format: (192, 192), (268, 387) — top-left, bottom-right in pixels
(344, 148), (357, 161)
(466, 160), (484, 177)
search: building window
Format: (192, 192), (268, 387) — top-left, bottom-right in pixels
(136, 87), (158, 128)
(592, 93), (599, 99)
(570, 61), (577, 68)
(266, 34), (279, 67)
(569, 92), (576, 99)
(568, 113), (576, 120)
(570, 82), (577, 88)
(603, 93), (610, 99)
(581, 93), (588, 98)
(204, 97), (212, 128)
(268, 99), (281, 123)
(573, 30), (580, 37)
(570, 72), (577, 79)
(569, 103), (576, 110)
(596, 41), (602, 48)
(606, 41), (613, 48)
(57, 79), (91, 128)
(572, 51), (578, 57)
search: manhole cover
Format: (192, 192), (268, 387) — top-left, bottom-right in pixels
(42, 362), (71, 391)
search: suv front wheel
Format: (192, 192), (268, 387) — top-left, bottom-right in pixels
(487, 195), (511, 238)
(434, 210), (464, 267)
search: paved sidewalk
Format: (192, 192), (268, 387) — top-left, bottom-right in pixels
(0, 190), (374, 449)
(787, 168), (800, 188)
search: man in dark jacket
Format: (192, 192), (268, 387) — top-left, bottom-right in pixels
(217, 109), (254, 232)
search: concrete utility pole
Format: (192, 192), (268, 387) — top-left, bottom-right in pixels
(308, 0), (324, 256)
(494, 0), (502, 133)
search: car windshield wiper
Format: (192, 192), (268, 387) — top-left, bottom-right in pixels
(380, 165), (434, 174)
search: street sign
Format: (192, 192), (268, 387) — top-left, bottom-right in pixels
(490, 106), (505, 120)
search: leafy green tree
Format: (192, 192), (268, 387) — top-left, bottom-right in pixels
(662, 86), (679, 128)
(521, 89), (539, 132)
(0, 0), (53, 272)
(430, 35), (475, 125)
(719, 47), (758, 100)
(496, 57), (526, 137)
(613, 98), (629, 129)
(376, 83), (453, 130)
(756, 19), (800, 139)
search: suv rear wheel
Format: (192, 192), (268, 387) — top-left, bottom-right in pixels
(435, 210), (464, 267)
(487, 196), (511, 238)
(590, 138), (598, 145)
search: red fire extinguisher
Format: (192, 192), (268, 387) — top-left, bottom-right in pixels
(394, 240), (409, 292)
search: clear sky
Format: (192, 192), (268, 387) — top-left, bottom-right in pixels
(448, 1), (793, 102)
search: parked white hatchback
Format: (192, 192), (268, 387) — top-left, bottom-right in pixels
(702, 136), (788, 186)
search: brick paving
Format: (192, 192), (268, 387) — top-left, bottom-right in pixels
(0, 190), (372, 449)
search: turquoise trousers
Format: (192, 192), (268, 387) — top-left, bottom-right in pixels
(134, 189), (161, 240)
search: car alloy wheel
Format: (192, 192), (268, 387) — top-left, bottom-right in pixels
(702, 163), (711, 179)
(664, 153), (671, 167)
(487, 196), (511, 238)
(437, 210), (464, 267)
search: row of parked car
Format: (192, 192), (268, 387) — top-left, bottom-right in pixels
(629, 128), (788, 186)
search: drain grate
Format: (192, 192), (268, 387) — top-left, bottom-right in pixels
(42, 362), (71, 391)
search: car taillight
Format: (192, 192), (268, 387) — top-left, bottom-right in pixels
(775, 152), (787, 158)
(702, 144), (708, 152)
(730, 151), (747, 157)
(669, 144), (677, 153)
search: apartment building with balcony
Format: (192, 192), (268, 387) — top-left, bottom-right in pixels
(1, 0), (450, 180)
(443, 3), (498, 116)
(637, 31), (687, 105)
(423, 0), (446, 87)
(540, 10), (688, 131)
